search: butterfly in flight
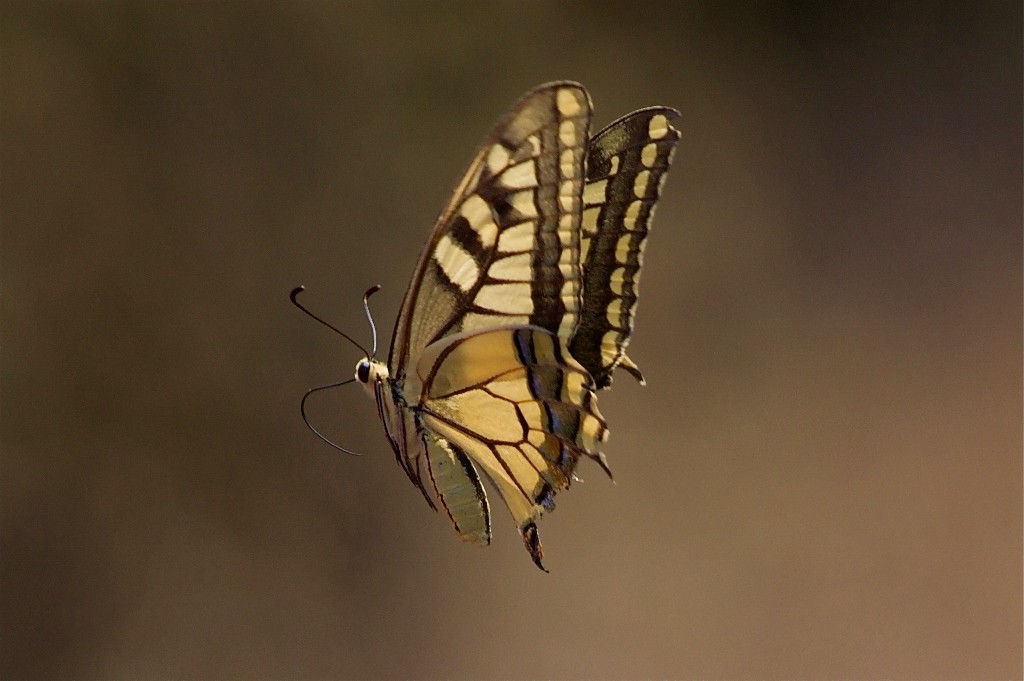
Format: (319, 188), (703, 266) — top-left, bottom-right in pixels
(295, 81), (679, 571)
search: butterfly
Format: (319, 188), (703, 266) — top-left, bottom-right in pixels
(302, 81), (679, 571)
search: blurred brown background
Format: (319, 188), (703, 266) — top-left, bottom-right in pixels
(2, 1), (1020, 678)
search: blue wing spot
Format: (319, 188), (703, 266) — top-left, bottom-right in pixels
(512, 329), (533, 367)
(536, 483), (556, 511)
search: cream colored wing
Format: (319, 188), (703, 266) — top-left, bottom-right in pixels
(408, 326), (608, 571)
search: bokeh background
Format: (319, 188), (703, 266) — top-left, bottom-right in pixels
(2, 2), (1020, 678)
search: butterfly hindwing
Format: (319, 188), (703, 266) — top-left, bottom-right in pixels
(411, 326), (608, 570)
(570, 107), (681, 388)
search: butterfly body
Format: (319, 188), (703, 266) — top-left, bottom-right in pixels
(351, 82), (679, 570)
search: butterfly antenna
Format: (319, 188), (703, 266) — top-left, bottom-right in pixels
(290, 286), (371, 357)
(361, 284), (382, 357)
(300, 380), (365, 456)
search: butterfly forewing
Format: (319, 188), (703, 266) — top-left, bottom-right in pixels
(389, 83), (593, 378)
(570, 108), (681, 388)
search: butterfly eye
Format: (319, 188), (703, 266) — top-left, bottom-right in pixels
(355, 359), (371, 384)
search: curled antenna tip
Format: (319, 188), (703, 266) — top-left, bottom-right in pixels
(363, 284), (382, 299)
(290, 285), (371, 357)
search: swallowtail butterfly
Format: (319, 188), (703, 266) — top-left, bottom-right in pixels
(312, 81), (679, 571)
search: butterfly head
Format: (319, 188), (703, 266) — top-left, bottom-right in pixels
(355, 357), (389, 397)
